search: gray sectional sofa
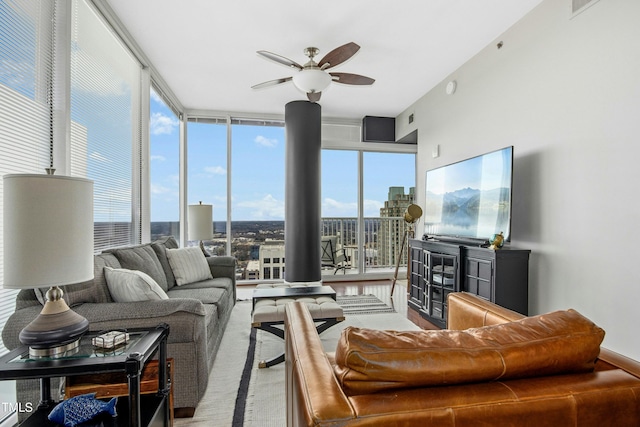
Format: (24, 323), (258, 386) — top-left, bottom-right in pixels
(1, 236), (237, 414)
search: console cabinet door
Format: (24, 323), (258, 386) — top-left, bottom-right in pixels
(465, 257), (493, 301)
(428, 252), (457, 326)
(408, 246), (425, 311)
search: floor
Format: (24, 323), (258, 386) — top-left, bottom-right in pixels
(237, 278), (440, 330)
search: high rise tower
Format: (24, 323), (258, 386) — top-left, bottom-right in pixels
(378, 186), (415, 267)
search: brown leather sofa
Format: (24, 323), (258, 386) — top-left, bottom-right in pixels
(284, 292), (640, 426)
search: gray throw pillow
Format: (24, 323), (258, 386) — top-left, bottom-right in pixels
(151, 236), (179, 291)
(166, 247), (213, 286)
(104, 267), (169, 302)
(106, 245), (168, 290)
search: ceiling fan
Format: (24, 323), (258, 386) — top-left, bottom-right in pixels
(251, 42), (375, 102)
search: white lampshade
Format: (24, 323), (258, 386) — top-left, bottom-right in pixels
(3, 174), (94, 289)
(188, 202), (213, 241)
(292, 69), (332, 94)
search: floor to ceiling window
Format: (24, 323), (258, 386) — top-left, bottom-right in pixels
(181, 119), (416, 282)
(187, 119), (227, 254)
(231, 120), (285, 280)
(70, 0), (142, 251)
(149, 87), (180, 241)
(321, 150), (359, 275)
(319, 149), (416, 277)
(0, 1), (55, 420)
(363, 152), (416, 273)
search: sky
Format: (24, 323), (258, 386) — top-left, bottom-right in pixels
(425, 147), (512, 195)
(149, 90), (415, 222)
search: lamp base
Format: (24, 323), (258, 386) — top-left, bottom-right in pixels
(199, 240), (211, 257)
(19, 287), (89, 358)
(27, 338), (82, 358)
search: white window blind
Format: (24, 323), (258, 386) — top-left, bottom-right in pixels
(0, 0), (54, 359)
(70, 0), (142, 251)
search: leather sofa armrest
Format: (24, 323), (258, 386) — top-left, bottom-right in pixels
(285, 302), (354, 426)
(447, 292), (525, 330)
(598, 347), (640, 379)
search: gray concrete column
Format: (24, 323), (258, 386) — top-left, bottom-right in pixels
(284, 100), (321, 284)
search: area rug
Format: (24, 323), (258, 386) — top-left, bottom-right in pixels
(175, 295), (419, 427)
(336, 294), (396, 315)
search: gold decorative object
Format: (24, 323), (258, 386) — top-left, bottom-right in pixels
(489, 232), (505, 250)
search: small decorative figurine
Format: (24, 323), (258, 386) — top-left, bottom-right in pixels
(48, 393), (117, 427)
(489, 232), (504, 250)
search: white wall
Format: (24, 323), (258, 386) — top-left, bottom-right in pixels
(397, 0), (640, 359)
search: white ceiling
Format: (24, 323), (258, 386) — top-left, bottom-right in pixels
(105, 0), (543, 120)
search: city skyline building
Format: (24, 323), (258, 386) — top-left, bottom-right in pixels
(378, 186), (415, 267)
(259, 240), (285, 281)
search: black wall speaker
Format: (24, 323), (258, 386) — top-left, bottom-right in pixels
(362, 116), (395, 142)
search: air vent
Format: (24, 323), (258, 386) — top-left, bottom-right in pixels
(572, 0), (600, 16)
(322, 123), (360, 143)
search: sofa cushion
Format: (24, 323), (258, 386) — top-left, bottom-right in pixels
(167, 285), (226, 305)
(166, 247), (213, 286)
(34, 253), (118, 306)
(106, 244), (168, 290)
(104, 267), (169, 302)
(151, 236), (179, 291)
(334, 309), (605, 395)
(167, 277), (233, 292)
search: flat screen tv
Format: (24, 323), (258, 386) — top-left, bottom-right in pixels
(423, 146), (513, 244)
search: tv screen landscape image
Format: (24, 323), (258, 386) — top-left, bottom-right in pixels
(424, 146), (513, 243)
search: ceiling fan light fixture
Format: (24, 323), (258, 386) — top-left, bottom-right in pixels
(292, 68), (332, 94)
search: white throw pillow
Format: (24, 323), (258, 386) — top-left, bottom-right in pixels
(166, 247), (213, 286)
(104, 267), (169, 302)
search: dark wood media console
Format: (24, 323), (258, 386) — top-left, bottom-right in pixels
(408, 238), (530, 328)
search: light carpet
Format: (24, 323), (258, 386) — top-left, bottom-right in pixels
(175, 295), (419, 427)
(336, 294), (396, 315)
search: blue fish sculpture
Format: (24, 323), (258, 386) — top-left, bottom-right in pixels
(48, 392), (117, 427)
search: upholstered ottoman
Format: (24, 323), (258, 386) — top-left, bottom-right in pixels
(251, 285), (344, 368)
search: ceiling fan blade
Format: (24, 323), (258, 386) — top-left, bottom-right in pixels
(257, 50), (303, 70)
(307, 92), (322, 102)
(329, 72), (375, 85)
(318, 42), (360, 70)
(251, 76), (292, 90)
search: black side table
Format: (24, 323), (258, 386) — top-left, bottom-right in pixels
(0, 323), (170, 427)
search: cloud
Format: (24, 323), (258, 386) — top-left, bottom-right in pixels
(150, 155), (166, 162)
(255, 135), (278, 148)
(204, 166), (226, 175)
(90, 152), (111, 163)
(150, 112), (179, 135)
(364, 199), (383, 217)
(70, 46), (130, 98)
(150, 88), (163, 104)
(322, 198), (357, 217)
(322, 198), (383, 217)
(151, 183), (172, 195)
(237, 194), (284, 219)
